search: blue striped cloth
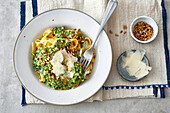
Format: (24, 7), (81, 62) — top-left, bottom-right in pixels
(20, 0), (170, 106)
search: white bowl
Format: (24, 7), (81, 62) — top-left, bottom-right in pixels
(13, 9), (112, 105)
(130, 16), (158, 44)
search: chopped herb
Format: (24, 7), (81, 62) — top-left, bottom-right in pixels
(53, 26), (66, 38)
(74, 51), (80, 58)
(66, 41), (71, 46)
(77, 33), (82, 37)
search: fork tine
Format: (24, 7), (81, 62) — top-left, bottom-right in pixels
(82, 59), (87, 68)
(83, 60), (88, 68)
(85, 60), (91, 70)
(81, 59), (86, 67)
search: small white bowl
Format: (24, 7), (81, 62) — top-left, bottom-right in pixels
(130, 16), (158, 44)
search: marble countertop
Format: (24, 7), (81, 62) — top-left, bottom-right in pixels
(0, 0), (170, 113)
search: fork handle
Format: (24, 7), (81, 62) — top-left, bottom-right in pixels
(91, 0), (117, 48)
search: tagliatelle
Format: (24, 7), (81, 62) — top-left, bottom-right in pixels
(85, 37), (92, 46)
(43, 28), (53, 37)
(32, 26), (95, 90)
(69, 39), (78, 49)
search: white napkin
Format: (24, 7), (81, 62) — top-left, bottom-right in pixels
(20, 0), (168, 104)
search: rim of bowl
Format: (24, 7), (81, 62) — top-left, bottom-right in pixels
(13, 8), (113, 105)
(130, 16), (158, 44)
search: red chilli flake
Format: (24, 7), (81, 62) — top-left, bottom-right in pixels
(52, 74), (55, 78)
(60, 32), (63, 35)
(24, 36), (26, 38)
(52, 19), (54, 21)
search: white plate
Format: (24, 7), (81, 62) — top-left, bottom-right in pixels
(14, 9), (112, 105)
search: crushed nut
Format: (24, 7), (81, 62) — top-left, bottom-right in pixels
(133, 21), (154, 41)
(123, 25), (127, 30)
(109, 30), (113, 34)
(115, 34), (119, 37)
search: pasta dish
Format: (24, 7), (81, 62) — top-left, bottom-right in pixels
(32, 26), (95, 90)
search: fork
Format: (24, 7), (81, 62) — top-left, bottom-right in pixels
(80, 0), (118, 70)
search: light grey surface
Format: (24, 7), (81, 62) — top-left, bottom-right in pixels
(0, 0), (170, 113)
